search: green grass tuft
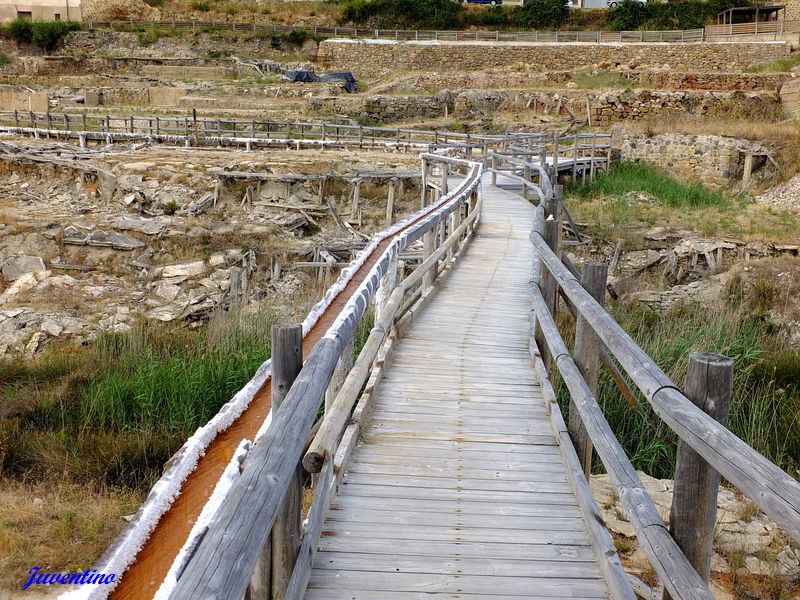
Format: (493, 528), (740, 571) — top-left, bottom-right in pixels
(572, 160), (731, 209)
(556, 303), (800, 480)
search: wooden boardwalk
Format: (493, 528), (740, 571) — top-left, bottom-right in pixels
(304, 177), (612, 599)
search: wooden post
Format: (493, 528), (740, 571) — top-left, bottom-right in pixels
(422, 227), (436, 293)
(665, 353), (733, 599)
(570, 261), (608, 478)
(269, 324), (303, 600)
(375, 251), (398, 323)
(351, 178), (361, 221)
(440, 162), (448, 196)
(386, 177), (396, 223)
(491, 155), (497, 185)
(326, 335), (354, 413)
(742, 152), (754, 186)
(420, 159), (428, 209)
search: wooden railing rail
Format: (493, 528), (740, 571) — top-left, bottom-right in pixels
(168, 153), (484, 599)
(0, 110), (511, 152)
(81, 19), (711, 44)
(531, 229), (800, 540)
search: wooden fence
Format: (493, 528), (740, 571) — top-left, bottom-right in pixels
(0, 109), (510, 152)
(85, 19), (708, 43)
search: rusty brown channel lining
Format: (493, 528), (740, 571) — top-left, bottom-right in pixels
(109, 166), (480, 600)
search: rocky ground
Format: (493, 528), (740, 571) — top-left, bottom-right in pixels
(592, 474), (800, 598)
(755, 172), (800, 211)
(0, 137), (420, 354)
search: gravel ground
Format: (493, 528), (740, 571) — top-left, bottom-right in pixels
(754, 173), (800, 210)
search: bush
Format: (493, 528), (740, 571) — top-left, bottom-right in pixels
(514, 0), (570, 29)
(191, 0), (211, 11)
(7, 18), (33, 45)
(607, 0), (749, 31)
(340, 0), (463, 29)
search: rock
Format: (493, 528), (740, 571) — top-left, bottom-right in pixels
(0, 270), (49, 305)
(162, 260), (207, 279)
(40, 320), (64, 337)
(777, 547), (800, 577)
(146, 305), (183, 322)
(1, 255), (46, 281)
(113, 216), (165, 235)
(744, 555), (771, 576)
(87, 230), (145, 251)
(25, 331), (46, 354)
(32, 497), (44, 508)
(124, 161), (156, 174)
(155, 282), (181, 302)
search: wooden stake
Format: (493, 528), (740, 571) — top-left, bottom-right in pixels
(665, 353), (733, 600)
(269, 324), (304, 600)
(570, 261), (608, 478)
(386, 177), (396, 223)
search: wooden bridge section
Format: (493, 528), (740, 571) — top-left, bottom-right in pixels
(305, 178), (613, 599)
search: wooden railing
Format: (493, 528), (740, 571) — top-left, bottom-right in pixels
(0, 109), (509, 152)
(69, 122), (800, 599)
(511, 151), (800, 599)
(166, 153), (483, 599)
(706, 19), (800, 38)
(84, 19), (708, 44)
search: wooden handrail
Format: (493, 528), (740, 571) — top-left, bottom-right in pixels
(530, 220), (800, 542)
(168, 156), (483, 599)
(529, 275), (713, 600)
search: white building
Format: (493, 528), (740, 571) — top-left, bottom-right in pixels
(0, 0), (82, 23)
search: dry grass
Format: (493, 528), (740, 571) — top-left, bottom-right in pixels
(160, 0), (340, 26)
(0, 479), (143, 593)
(567, 190), (798, 243)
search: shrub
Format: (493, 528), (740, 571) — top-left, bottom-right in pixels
(191, 0), (211, 11)
(29, 20), (80, 52)
(7, 18), (33, 45)
(340, 0), (463, 29)
(606, 0), (647, 30)
(514, 0), (570, 29)
(163, 200), (180, 215)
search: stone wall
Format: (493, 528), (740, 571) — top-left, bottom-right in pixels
(317, 39), (791, 78)
(0, 91), (48, 112)
(620, 133), (769, 188)
(307, 89), (781, 125)
(782, 78), (800, 119)
(787, 0), (800, 20)
(404, 70), (789, 93)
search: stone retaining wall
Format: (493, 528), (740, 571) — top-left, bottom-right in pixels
(307, 89), (781, 125)
(404, 70), (790, 93)
(620, 133), (769, 188)
(318, 39), (791, 78)
(782, 79), (800, 118)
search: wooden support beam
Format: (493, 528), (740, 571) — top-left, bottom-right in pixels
(570, 261), (608, 478)
(665, 353), (733, 600)
(421, 228), (436, 294)
(270, 324), (304, 600)
(326, 335), (354, 413)
(386, 177), (396, 223)
(351, 178), (362, 221)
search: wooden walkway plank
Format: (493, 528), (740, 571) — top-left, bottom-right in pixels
(304, 174), (612, 599)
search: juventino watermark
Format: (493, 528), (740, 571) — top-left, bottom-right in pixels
(22, 567), (117, 591)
